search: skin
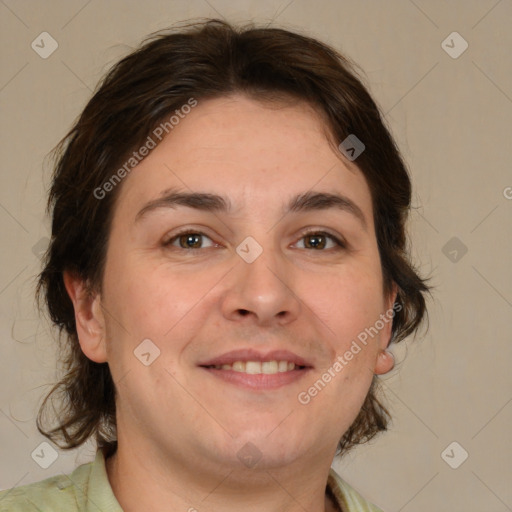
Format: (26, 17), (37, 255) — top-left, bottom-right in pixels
(65, 94), (396, 512)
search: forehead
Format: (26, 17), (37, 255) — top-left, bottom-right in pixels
(113, 94), (373, 224)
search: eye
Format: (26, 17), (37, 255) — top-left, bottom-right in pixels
(164, 230), (216, 250)
(163, 229), (345, 251)
(294, 230), (346, 250)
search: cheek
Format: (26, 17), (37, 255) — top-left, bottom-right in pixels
(102, 254), (225, 359)
(305, 264), (385, 345)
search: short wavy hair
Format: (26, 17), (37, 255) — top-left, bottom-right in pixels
(36, 19), (430, 457)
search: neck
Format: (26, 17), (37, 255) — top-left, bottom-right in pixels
(105, 439), (339, 512)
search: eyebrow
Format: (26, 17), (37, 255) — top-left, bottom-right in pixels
(135, 188), (367, 230)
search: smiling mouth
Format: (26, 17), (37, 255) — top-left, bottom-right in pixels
(203, 360), (307, 374)
(198, 349), (312, 389)
(200, 359), (311, 390)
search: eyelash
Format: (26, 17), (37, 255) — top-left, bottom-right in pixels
(163, 228), (346, 252)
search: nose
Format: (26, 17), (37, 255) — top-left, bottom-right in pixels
(220, 245), (301, 327)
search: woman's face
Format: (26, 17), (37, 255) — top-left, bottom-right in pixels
(83, 94), (395, 470)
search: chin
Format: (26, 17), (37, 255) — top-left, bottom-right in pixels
(228, 430), (313, 470)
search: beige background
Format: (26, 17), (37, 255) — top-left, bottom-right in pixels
(1, 1), (511, 510)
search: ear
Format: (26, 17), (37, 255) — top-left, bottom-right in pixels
(63, 270), (108, 363)
(374, 282), (399, 375)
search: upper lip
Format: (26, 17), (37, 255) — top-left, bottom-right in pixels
(198, 349), (312, 368)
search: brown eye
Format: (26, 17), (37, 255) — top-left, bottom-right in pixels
(296, 231), (345, 250)
(178, 233), (202, 249)
(304, 234), (327, 249)
(164, 232), (215, 250)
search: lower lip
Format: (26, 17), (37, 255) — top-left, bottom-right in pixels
(200, 367), (311, 390)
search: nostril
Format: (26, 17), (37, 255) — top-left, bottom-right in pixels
(238, 309), (250, 316)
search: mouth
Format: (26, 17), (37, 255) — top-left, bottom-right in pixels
(198, 349), (312, 390)
(203, 360), (306, 374)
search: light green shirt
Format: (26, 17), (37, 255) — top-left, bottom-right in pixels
(0, 450), (383, 511)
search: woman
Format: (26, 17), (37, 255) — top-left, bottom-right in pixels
(0, 19), (429, 512)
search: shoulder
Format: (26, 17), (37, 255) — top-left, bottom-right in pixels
(0, 455), (97, 512)
(0, 471), (82, 511)
(327, 467), (385, 512)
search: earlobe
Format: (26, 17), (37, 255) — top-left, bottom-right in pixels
(374, 350), (395, 375)
(374, 283), (399, 375)
(63, 271), (108, 363)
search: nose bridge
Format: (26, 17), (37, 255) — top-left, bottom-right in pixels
(221, 236), (301, 325)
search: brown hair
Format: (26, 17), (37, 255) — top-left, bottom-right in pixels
(37, 19), (430, 457)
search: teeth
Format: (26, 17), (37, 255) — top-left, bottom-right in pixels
(232, 361), (245, 372)
(212, 360), (298, 374)
(262, 361), (278, 374)
(245, 361), (261, 374)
